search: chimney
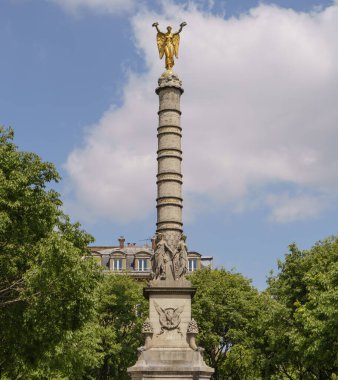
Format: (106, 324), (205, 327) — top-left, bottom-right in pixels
(151, 235), (156, 250)
(118, 236), (125, 249)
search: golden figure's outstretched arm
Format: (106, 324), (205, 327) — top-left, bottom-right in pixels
(173, 21), (187, 35)
(152, 22), (161, 33)
(172, 22), (187, 58)
(152, 22), (166, 59)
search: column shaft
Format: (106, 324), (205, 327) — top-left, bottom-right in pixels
(155, 76), (184, 250)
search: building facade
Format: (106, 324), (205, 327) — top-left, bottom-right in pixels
(89, 236), (212, 280)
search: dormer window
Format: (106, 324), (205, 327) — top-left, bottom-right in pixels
(112, 258), (123, 271)
(188, 258), (198, 272)
(137, 258), (148, 271)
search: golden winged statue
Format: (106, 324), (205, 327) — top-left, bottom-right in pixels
(152, 22), (187, 72)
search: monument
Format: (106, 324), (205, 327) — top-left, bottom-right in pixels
(127, 23), (214, 380)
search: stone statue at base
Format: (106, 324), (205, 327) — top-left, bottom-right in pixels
(151, 232), (189, 281)
(151, 233), (174, 280)
(173, 233), (188, 280)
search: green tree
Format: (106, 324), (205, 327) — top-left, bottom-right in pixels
(260, 238), (338, 379)
(190, 268), (263, 380)
(0, 127), (102, 378)
(88, 274), (148, 380)
(17, 273), (148, 380)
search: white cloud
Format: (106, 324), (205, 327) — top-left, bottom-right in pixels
(266, 193), (328, 223)
(64, 2), (338, 224)
(49, 0), (137, 14)
(65, 74), (157, 222)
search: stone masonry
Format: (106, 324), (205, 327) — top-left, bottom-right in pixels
(156, 74), (184, 252)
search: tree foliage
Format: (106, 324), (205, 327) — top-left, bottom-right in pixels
(190, 238), (338, 380)
(88, 274), (148, 380)
(260, 238), (338, 379)
(190, 268), (263, 380)
(0, 127), (101, 377)
(1, 126), (337, 380)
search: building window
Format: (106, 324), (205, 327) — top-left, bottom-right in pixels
(188, 258), (198, 272)
(112, 258), (123, 271)
(137, 258), (148, 271)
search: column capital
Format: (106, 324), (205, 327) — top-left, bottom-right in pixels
(156, 72), (184, 94)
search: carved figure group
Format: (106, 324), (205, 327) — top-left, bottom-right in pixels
(152, 22), (187, 71)
(151, 233), (188, 280)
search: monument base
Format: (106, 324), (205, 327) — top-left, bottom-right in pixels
(128, 347), (213, 380)
(128, 283), (214, 380)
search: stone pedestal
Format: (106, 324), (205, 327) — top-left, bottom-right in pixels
(128, 350), (213, 380)
(128, 280), (213, 380)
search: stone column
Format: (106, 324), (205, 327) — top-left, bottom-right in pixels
(127, 73), (214, 380)
(156, 74), (183, 252)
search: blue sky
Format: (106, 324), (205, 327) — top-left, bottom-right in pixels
(1, 0), (337, 289)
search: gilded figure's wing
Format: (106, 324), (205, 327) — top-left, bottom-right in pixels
(172, 33), (180, 58)
(156, 32), (166, 59)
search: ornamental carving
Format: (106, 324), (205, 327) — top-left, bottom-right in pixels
(154, 301), (184, 335)
(165, 230), (181, 251)
(157, 149), (182, 158)
(142, 318), (154, 334)
(157, 197), (182, 205)
(157, 173), (182, 183)
(158, 126), (181, 135)
(187, 319), (199, 334)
